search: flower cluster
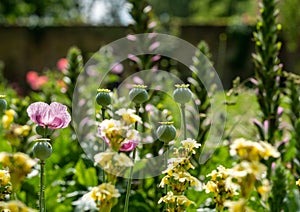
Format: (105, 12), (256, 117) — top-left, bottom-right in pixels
(83, 183), (120, 211)
(158, 138), (201, 211)
(2, 109), (15, 129)
(0, 152), (36, 192)
(230, 138), (280, 161)
(0, 170), (12, 200)
(94, 150), (133, 179)
(0, 200), (36, 212)
(224, 138), (279, 211)
(204, 165), (238, 211)
(98, 108), (141, 152)
(158, 191), (195, 212)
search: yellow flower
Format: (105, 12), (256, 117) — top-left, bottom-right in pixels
(176, 195), (195, 207)
(158, 191), (176, 204)
(230, 138), (279, 161)
(115, 108), (142, 125)
(158, 192), (195, 208)
(204, 181), (218, 193)
(2, 110), (15, 129)
(257, 179), (271, 201)
(13, 125), (31, 137)
(0, 152), (36, 192)
(94, 150), (133, 176)
(181, 138), (201, 155)
(0, 170), (11, 186)
(85, 183), (120, 209)
(258, 141), (280, 159)
(207, 165), (229, 181)
(0, 200), (36, 212)
(224, 199), (254, 212)
(296, 179), (300, 186)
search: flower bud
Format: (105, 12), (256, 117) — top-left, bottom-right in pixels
(0, 95), (7, 113)
(129, 85), (149, 104)
(173, 84), (192, 104)
(156, 122), (176, 143)
(33, 138), (52, 160)
(96, 89), (111, 108)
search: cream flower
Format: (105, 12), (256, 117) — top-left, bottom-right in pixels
(84, 183), (120, 209)
(181, 138), (201, 154)
(115, 108), (142, 125)
(94, 150), (133, 175)
(230, 138), (279, 161)
(258, 141), (280, 159)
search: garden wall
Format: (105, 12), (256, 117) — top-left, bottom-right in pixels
(0, 25), (298, 90)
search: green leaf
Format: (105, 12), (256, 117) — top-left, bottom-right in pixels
(74, 158), (98, 187)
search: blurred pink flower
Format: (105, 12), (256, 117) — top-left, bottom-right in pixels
(277, 106), (284, 116)
(111, 63), (124, 74)
(57, 58), (68, 72)
(148, 21), (157, 29)
(26, 71), (48, 90)
(27, 102), (71, 129)
(126, 34), (137, 41)
(133, 76), (144, 84)
(119, 141), (138, 152)
(149, 42), (160, 51)
(152, 55), (161, 62)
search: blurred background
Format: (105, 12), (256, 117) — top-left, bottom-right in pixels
(0, 0), (299, 91)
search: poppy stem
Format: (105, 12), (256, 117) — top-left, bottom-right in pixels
(39, 160), (46, 212)
(124, 105), (140, 212)
(101, 107), (106, 183)
(181, 104), (187, 139)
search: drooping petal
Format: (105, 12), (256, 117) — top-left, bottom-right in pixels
(48, 102), (71, 129)
(27, 102), (50, 126)
(119, 140), (138, 152)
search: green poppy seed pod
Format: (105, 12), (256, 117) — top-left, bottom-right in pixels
(173, 84), (192, 104)
(36, 125), (53, 137)
(0, 95), (7, 113)
(129, 85), (149, 104)
(96, 89), (111, 107)
(33, 139), (52, 160)
(156, 122), (176, 143)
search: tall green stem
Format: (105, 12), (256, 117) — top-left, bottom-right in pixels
(39, 160), (45, 212)
(181, 104), (187, 139)
(164, 143), (169, 194)
(101, 107), (106, 183)
(124, 148), (136, 212)
(124, 105), (140, 212)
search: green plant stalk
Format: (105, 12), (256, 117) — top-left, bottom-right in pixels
(252, 0), (282, 145)
(181, 104), (187, 139)
(124, 148), (136, 212)
(39, 160), (46, 212)
(101, 107), (106, 183)
(124, 105), (140, 212)
(163, 142), (169, 210)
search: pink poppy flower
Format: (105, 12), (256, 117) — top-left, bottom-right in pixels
(119, 141), (138, 152)
(27, 102), (71, 129)
(26, 71), (48, 90)
(57, 58), (68, 72)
